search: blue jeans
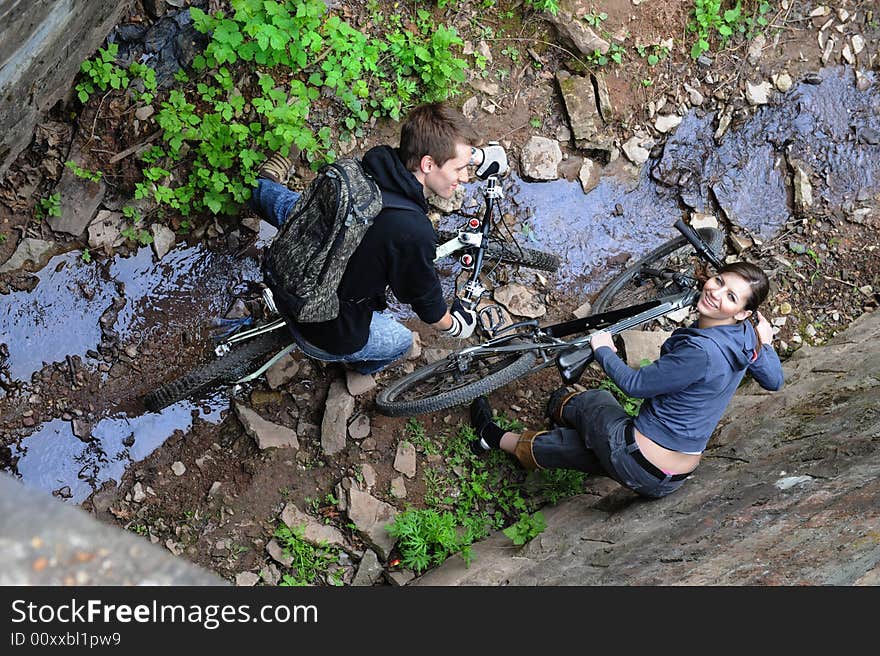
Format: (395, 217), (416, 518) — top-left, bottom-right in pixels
(250, 179), (413, 375)
(534, 390), (689, 499)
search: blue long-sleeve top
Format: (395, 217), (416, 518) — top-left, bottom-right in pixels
(593, 321), (784, 453)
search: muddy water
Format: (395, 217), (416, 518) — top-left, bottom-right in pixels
(2, 65), (877, 503)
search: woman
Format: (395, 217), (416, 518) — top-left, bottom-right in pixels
(469, 261), (784, 499)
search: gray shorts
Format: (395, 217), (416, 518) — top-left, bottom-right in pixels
(532, 389), (689, 499)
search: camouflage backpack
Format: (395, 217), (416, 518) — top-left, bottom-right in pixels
(262, 158), (389, 323)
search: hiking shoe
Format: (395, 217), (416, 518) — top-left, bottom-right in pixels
(546, 386), (579, 426)
(257, 152), (295, 185)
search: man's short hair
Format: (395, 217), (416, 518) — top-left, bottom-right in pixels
(398, 102), (479, 171)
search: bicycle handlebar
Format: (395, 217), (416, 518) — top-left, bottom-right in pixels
(674, 218), (724, 270)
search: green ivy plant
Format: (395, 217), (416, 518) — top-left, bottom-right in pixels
(36, 192), (61, 220)
(503, 511), (546, 546)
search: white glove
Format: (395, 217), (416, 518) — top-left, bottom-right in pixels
(474, 142), (509, 179)
(442, 297), (477, 339)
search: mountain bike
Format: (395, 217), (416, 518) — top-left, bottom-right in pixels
(374, 219), (725, 417)
(141, 171), (560, 413)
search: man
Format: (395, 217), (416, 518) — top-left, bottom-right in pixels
(249, 102), (507, 374)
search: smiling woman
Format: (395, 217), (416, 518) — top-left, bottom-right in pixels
(470, 260), (784, 499)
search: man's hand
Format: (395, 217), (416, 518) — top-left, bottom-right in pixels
(590, 330), (616, 353)
(442, 297), (477, 338)
(474, 142), (509, 180)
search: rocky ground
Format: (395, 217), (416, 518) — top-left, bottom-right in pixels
(0, 1), (878, 586)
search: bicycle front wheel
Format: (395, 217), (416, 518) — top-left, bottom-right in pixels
(592, 227), (725, 314)
(436, 230), (561, 272)
(375, 348), (536, 417)
(142, 330), (291, 412)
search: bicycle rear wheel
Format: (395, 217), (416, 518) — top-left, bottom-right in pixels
(142, 330), (291, 412)
(375, 347), (536, 417)
(436, 230), (560, 272)
(592, 227), (725, 314)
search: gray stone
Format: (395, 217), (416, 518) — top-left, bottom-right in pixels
(345, 370), (376, 396)
(745, 80), (772, 106)
(390, 476), (407, 499)
(352, 550), (383, 586)
(346, 488), (398, 560)
(171, 461), (186, 476)
(47, 168), (106, 237)
(544, 5), (609, 57)
(622, 134), (654, 165)
(556, 71), (614, 153)
(321, 378), (355, 455)
(265, 353), (300, 389)
(150, 224), (176, 260)
(348, 413), (371, 440)
(0, 2), (131, 178)
(493, 283), (546, 319)
(0, 238), (56, 273)
(520, 135), (562, 181)
(654, 113), (683, 133)
(578, 159), (600, 194)
(266, 539), (293, 567)
(280, 502), (347, 549)
(87, 210), (125, 253)
(393, 441), (417, 478)
(235, 403), (299, 451)
(235, 571), (260, 587)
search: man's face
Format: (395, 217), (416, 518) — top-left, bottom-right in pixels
(420, 143), (472, 199)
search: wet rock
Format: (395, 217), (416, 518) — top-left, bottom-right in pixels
(856, 128), (880, 146)
(747, 34), (766, 64)
(773, 72), (793, 92)
(654, 113), (682, 133)
(684, 83), (704, 106)
(622, 133), (654, 166)
(321, 378), (355, 456)
(520, 135), (562, 181)
(87, 210), (125, 254)
(259, 563), (280, 586)
(593, 73), (613, 121)
(469, 78), (500, 96)
(52, 486), (72, 499)
(746, 80), (772, 106)
(0, 238), (56, 274)
(802, 72), (823, 85)
(791, 161), (814, 211)
(493, 283), (546, 318)
(207, 482), (222, 499)
(393, 441), (417, 478)
(346, 488), (398, 560)
(150, 224), (176, 260)
(265, 353), (299, 389)
(71, 419), (92, 441)
(352, 550), (383, 586)
(345, 370), (376, 396)
(280, 502), (347, 549)
(730, 233), (754, 254)
(348, 413), (371, 440)
(132, 482), (147, 503)
(578, 159), (600, 194)
(234, 403), (299, 451)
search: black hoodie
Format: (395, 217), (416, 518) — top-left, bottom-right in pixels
(292, 145), (447, 354)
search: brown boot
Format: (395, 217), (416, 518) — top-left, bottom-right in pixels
(546, 387), (580, 426)
(257, 152), (295, 185)
(512, 430), (547, 471)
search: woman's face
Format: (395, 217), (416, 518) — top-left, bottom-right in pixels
(697, 272), (753, 323)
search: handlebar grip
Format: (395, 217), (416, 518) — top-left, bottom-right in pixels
(674, 219), (724, 270)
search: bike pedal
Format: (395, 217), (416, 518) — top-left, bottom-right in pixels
(478, 304), (507, 337)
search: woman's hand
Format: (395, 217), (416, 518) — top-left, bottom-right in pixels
(590, 330), (616, 352)
(754, 310), (774, 345)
